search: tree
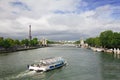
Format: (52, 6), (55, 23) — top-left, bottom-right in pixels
(74, 40), (80, 44)
(86, 30), (120, 48)
(86, 38), (95, 47)
(0, 37), (4, 47)
(29, 38), (39, 46)
(94, 37), (101, 47)
(21, 39), (29, 46)
(32, 38), (38, 46)
(29, 40), (34, 46)
(14, 39), (20, 46)
(111, 32), (120, 48)
(3, 39), (11, 49)
(99, 30), (113, 48)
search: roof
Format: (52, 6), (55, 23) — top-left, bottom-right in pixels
(40, 57), (64, 64)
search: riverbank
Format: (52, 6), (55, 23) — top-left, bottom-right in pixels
(90, 47), (120, 54)
(0, 45), (47, 53)
(90, 47), (120, 59)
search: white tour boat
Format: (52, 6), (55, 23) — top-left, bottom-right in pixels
(27, 57), (67, 72)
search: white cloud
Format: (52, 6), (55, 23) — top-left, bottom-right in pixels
(0, 0), (120, 40)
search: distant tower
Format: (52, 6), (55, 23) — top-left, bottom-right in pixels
(29, 25), (32, 40)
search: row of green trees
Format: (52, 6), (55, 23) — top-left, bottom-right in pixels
(0, 38), (39, 49)
(85, 30), (120, 48)
(74, 40), (80, 44)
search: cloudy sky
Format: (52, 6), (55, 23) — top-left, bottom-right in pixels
(0, 0), (120, 40)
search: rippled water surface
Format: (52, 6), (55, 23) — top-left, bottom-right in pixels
(0, 46), (120, 80)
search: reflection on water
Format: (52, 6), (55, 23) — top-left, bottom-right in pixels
(114, 53), (120, 59)
(0, 47), (120, 80)
(101, 53), (120, 80)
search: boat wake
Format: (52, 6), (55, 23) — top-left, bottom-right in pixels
(15, 70), (36, 78)
(4, 70), (36, 80)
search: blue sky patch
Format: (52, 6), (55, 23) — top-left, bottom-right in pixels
(10, 1), (31, 11)
(82, 0), (120, 10)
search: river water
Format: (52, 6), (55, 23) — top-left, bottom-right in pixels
(0, 46), (120, 80)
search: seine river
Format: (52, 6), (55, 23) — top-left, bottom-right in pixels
(0, 46), (120, 80)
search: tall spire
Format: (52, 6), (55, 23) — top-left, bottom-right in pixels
(29, 25), (32, 40)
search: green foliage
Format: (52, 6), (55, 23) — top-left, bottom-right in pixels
(21, 39), (29, 46)
(74, 40), (80, 44)
(3, 38), (12, 49)
(86, 38), (94, 46)
(29, 38), (39, 46)
(86, 30), (120, 48)
(111, 32), (120, 48)
(99, 30), (113, 48)
(14, 39), (20, 45)
(85, 37), (101, 47)
(0, 38), (4, 47)
(94, 37), (101, 47)
(0, 37), (40, 49)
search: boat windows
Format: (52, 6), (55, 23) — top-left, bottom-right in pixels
(49, 66), (54, 69)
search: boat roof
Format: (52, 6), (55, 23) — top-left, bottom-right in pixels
(40, 57), (64, 64)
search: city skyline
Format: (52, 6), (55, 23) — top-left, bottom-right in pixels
(0, 0), (120, 40)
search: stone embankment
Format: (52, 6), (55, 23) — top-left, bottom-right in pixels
(90, 47), (120, 53)
(90, 47), (120, 58)
(0, 46), (43, 53)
